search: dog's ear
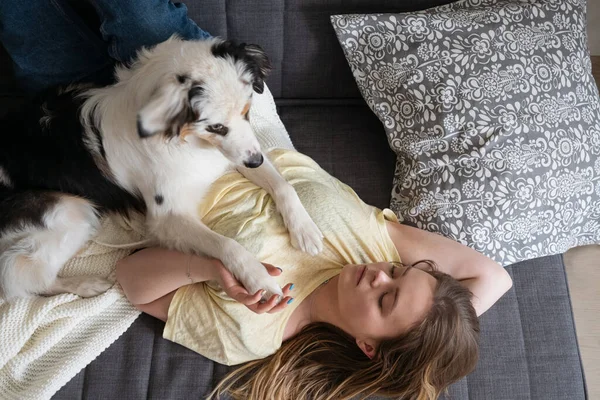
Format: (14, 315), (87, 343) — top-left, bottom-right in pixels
(211, 40), (272, 94)
(241, 44), (272, 94)
(137, 83), (195, 138)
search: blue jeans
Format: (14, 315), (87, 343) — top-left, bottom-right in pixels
(0, 0), (211, 94)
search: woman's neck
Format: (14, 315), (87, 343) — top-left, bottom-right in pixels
(283, 275), (342, 341)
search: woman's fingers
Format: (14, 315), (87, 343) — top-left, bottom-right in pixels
(231, 287), (264, 305)
(263, 263), (283, 276)
(253, 293), (281, 313)
(249, 283), (294, 314)
(267, 296), (293, 314)
(281, 282), (293, 294)
(220, 263), (293, 313)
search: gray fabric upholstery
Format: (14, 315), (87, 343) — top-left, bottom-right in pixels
(186, 0), (457, 99)
(449, 255), (586, 400)
(280, 105), (396, 208)
(0, 0), (587, 399)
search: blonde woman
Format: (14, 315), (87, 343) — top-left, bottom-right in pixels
(1, 1), (511, 398)
(116, 149), (512, 400)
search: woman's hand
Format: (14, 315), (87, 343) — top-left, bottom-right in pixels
(212, 261), (294, 314)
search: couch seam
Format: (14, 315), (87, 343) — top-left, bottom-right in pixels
(80, 363), (87, 399)
(464, 370), (470, 400)
(208, 357), (218, 397)
(510, 265), (533, 400)
(281, 0), (286, 98)
(144, 318), (158, 400)
(224, 0), (229, 39)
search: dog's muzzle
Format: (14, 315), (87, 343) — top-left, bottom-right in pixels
(244, 153), (264, 168)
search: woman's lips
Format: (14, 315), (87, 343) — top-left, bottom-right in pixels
(356, 265), (366, 286)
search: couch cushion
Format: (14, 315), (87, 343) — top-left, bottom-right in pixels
(278, 104), (396, 209)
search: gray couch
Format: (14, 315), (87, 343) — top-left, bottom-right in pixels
(0, 0), (588, 399)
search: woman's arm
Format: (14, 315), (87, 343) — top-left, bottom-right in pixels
(386, 221), (512, 316)
(116, 247), (220, 306)
(116, 247), (293, 317)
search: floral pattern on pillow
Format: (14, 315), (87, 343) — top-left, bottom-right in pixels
(332, 0), (600, 265)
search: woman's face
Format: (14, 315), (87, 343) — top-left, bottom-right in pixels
(337, 262), (437, 347)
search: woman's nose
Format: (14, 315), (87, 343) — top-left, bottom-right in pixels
(371, 269), (390, 287)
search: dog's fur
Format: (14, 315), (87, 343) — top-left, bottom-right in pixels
(0, 36), (322, 300)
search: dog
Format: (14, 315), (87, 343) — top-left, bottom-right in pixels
(0, 36), (323, 300)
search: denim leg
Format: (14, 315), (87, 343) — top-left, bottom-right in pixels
(88, 0), (212, 65)
(0, 0), (113, 94)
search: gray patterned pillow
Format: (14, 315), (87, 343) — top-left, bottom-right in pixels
(331, 0), (600, 266)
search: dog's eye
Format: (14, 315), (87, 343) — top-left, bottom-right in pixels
(206, 124), (229, 136)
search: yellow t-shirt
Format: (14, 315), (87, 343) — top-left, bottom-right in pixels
(163, 149), (400, 365)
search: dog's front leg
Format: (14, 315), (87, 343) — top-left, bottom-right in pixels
(148, 214), (283, 299)
(238, 156), (323, 256)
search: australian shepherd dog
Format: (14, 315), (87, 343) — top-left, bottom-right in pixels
(0, 36), (322, 300)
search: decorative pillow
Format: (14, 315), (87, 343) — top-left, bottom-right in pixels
(331, 0), (600, 266)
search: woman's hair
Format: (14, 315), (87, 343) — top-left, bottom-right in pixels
(209, 260), (480, 400)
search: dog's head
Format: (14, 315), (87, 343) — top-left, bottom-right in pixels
(133, 37), (272, 168)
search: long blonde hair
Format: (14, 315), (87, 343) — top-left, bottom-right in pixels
(210, 261), (480, 400)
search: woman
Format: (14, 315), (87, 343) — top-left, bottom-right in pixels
(116, 150), (512, 400)
(1, 1), (512, 398)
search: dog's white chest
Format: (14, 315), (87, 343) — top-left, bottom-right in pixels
(106, 138), (233, 213)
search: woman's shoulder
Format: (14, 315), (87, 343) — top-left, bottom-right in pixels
(385, 220), (433, 266)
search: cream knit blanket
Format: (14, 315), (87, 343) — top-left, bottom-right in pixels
(0, 84), (293, 400)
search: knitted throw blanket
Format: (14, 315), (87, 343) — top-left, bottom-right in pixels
(0, 84), (293, 400)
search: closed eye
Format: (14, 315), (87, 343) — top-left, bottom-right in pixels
(206, 124), (229, 135)
(379, 291), (388, 309)
(379, 265), (396, 309)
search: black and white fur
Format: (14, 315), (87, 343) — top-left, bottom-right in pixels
(0, 36), (322, 300)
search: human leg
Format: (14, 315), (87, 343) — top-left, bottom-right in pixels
(88, 0), (211, 64)
(0, 0), (113, 93)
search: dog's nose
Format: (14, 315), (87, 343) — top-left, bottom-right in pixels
(244, 153), (264, 168)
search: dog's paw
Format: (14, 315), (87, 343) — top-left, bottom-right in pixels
(222, 244), (284, 303)
(287, 212), (324, 256)
(229, 257), (284, 302)
(68, 276), (114, 298)
(243, 272), (284, 303)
